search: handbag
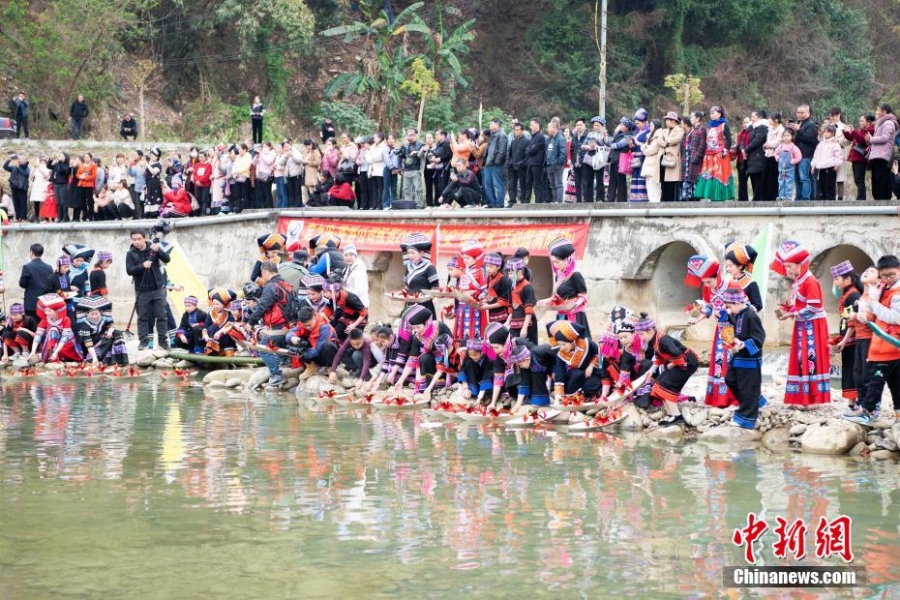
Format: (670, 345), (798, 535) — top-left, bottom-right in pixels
(338, 158), (355, 173)
(592, 147), (610, 170)
(852, 143), (867, 157)
(618, 151), (633, 175)
(189, 192), (199, 212)
(630, 154), (643, 170)
(661, 153), (677, 168)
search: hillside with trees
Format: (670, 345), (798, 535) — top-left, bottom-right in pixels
(0, 0), (896, 141)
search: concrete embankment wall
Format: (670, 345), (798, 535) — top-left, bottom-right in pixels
(1, 204), (897, 345)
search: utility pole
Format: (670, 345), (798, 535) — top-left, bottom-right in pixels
(595, 0), (608, 119)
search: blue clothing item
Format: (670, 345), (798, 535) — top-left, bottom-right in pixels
(383, 166), (397, 208)
(129, 166), (146, 193)
(777, 149), (796, 200)
(259, 332), (287, 376)
(275, 176), (288, 209)
(482, 165), (505, 207)
(545, 132), (567, 166)
(797, 157), (813, 200)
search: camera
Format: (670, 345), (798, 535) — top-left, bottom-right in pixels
(149, 219), (172, 244)
(242, 281), (262, 301)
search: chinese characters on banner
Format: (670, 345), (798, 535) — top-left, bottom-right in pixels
(276, 218), (591, 259)
(733, 514), (853, 564)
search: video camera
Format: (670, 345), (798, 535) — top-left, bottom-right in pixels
(149, 219), (172, 244)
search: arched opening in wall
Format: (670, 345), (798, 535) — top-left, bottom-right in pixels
(624, 241), (698, 328)
(810, 245), (874, 316)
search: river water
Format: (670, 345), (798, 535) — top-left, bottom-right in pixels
(1, 380), (898, 598)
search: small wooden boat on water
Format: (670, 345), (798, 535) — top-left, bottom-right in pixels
(371, 393), (430, 411)
(167, 350), (265, 368)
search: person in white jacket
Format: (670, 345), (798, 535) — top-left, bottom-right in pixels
(342, 245), (369, 307)
(366, 133), (386, 211)
(29, 156), (51, 222)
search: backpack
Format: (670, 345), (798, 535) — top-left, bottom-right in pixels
(274, 279), (301, 323)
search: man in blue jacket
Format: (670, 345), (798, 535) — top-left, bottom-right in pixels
(545, 121), (567, 203)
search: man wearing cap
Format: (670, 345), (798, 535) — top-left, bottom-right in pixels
(278, 250), (311, 291)
(19, 243), (53, 321)
(126, 229), (171, 351)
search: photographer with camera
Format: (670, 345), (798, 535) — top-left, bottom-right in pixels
(398, 128), (426, 208)
(439, 158), (483, 208)
(288, 306), (340, 381)
(125, 224), (172, 351)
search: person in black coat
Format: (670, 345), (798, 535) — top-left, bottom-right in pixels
(18, 243), (53, 320)
(50, 152), (71, 222)
(320, 118), (336, 144)
(523, 118), (547, 204)
(439, 159), (483, 207)
(120, 114), (139, 141)
(425, 130), (452, 208)
(743, 110), (770, 201)
(69, 95), (89, 140)
(506, 123), (529, 205)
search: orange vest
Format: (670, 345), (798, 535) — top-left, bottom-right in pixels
(867, 284), (900, 362)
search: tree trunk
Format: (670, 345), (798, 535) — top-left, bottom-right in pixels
(417, 93), (427, 132)
(139, 84), (145, 146)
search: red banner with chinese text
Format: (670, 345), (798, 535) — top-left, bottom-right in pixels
(276, 218), (589, 259)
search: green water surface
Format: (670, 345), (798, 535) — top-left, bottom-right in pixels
(0, 381), (898, 599)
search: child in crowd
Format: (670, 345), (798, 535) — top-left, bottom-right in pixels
(722, 287), (767, 429)
(774, 129), (802, 200)
(0, 303), (37, 363)
(811, 125), (843, 200)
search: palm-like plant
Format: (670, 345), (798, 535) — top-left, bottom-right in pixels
(321, 1), (425, 128)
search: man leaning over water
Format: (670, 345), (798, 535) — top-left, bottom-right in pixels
(246, 261), (293, 389)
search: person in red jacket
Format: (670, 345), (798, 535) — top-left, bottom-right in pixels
(192, 152), (213, 215)
(160, 176), (192, 217)
(841, 114), (875, 200)
(328, 176), (356, 208)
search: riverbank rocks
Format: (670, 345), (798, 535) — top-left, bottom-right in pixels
(202, 369), (255, 385)
(698, 426), (762, 443)
(136, 351), (156, 367)
(800, 421), (866, 455)
(761, 428), (791, 450)
(870, 449), (899, 460)
(789, 424), (807, 436)
(645, 425), (684, 441)
(682, 406), (708, 428)
(619, 404), (645, 431)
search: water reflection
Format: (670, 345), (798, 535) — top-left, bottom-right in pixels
(0, 381), (898, 597)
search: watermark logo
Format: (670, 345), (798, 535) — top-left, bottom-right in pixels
(727, 514), (863, 588)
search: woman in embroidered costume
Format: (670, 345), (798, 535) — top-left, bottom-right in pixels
(29, 294), (83, 363)
(202, 288), (237, 356)
(74, 296), (129, 367)
(458, 338), (495, 403)
(174, 296), (208, 354)
(721, 287), (767, 429)
(635, 313), (699, 427)
(538, 237), (591, 338)
(400, 232), (439, 318)
(445, 255), (485, 343)
(63, 243), (95, 297)
(829, 260), (869, 407)
(694, 105), (736, 201)
(615, 320), (654, 408)
(323, 278), (369, 341)
(1, 303), (37, 363)
(392, 305), (452, 397)
(723, 242), (763, 310)
(771, 240), (831, 406)
(480, 252), (512, 325)
(251, 233), (286, 282)
(549, 320), (602, 403)
(506, 257), (537, 344)
(597, 306), (633, 401)
(685, 255), (736, 408)
(48, 256), (78, 319)
(89, 251), (113, 298)
(629, 109), (651, 202)
(508, 339), (556, 412)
